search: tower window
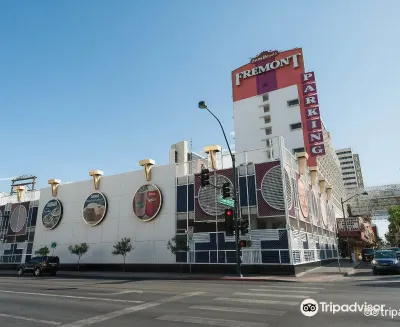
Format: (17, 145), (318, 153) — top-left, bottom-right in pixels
(290, 122), (302, 130)
(287, 99), (299, 106)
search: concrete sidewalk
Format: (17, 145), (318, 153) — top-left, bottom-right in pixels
(0, 260), (361, 283)
(294, 259), (361, 281)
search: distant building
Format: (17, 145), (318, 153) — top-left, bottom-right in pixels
(169, 140), (208, 175)
(336, 148), (364, 190)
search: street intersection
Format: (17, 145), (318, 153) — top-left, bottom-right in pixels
(0, 267), (399, 327)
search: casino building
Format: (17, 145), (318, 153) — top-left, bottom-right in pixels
(0, 48), (344, 275)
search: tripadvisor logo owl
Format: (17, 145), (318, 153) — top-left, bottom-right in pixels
(300, 299), (319, 317)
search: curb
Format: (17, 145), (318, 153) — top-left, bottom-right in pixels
(343, 262), (362, 277)
(0, 271), (299, 282)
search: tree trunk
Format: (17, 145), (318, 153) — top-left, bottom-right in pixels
(123, 256), (125, 272)
(78, 257), (80, 271)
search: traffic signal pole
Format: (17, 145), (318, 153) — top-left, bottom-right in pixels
(198, 103), (242, 277)
(231, 154), (242, 277)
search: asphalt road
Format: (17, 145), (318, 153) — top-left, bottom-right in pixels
(0, 271), (399, 327)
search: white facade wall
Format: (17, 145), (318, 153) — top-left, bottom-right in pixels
(234, 85), (304, 154)
(33, 164), (177, 265)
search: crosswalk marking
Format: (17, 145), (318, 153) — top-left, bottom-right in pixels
(234, 292), (307, 299)
(156, 315), (269, 327)
(248, 288), (318, 293)
(259, 285), (325, 290)
(214, 297), (299, 306)
(189, 305), (286, 316)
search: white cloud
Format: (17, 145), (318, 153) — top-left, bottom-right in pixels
(229, 131), (235, 137)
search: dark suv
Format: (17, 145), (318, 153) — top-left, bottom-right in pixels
(17, 256), (60, 276)
(361, 248), (375, 261)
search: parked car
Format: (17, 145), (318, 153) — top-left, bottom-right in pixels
(361, 248), (375, 261)
(17, 256), (60, 276)
(371, 250), (400, 275)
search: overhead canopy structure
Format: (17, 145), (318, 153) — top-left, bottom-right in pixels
(347, 184), (400, 218)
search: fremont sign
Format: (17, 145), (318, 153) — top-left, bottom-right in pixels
(235, 53), (302, 86)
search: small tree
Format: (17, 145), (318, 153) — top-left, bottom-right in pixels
(35, 246), (50, 256)
(68, 243), (89, 271)
(385, 206), (400, 246)
(112, 238), (133, 272)
(167, 236), (189, 273)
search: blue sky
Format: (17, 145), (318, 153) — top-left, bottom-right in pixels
(0, 0), (399, 192)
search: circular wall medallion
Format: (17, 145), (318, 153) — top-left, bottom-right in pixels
(298, 179), (309, 219)
(82, 192), (108, 226)
(198, 174), (233, 216)
(42, 199), (63, 230)
(10, 205), (27, 233)
(261, 166), (293, 211)
(133, 184), (162, 222)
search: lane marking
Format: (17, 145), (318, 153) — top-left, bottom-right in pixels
(259, 285), (325, 290)
(58, 291), (205, 327)
(0, 290), (143, 304)
(190, 305), (285, 316)
(87, 290), (144, 296)
(214, 297), (298, 306)
(248, 289), (318, 293)
(0, 313), (61, 325)
(109, 290), (143, 295)
(235, 292), (306, 299)
(156, 315), (269, 327)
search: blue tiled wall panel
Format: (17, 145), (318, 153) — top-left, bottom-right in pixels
(195, 233), (236, 251)
(195, 251), (210, 263)
(188, 184), (194, 211)
(280, 250), (290, 263)
(247, 175), (257, 206)
(226, 251), (236, 263)
(176, 185), (187, 212)
(210, 251), (218, 263)
(261, 251), (280, 263)
(218, 251), (226, 263)
(176, 184), (194, 213)
(239, 177), (248, 206)
(260, 230), (288, 249)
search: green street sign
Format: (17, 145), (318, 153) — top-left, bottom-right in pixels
(51, 242), (57, 249)
(219, 196), (235, 208)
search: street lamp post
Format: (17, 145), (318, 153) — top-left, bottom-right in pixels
(198, 101), (242, 277)
(341, 191), (368, 262)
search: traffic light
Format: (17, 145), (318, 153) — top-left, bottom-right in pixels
(239, 240), (247, 248)
(222, 182), (230, 199)
(240, 220), (249, 235)
(200, 168), (210, 187)
(224, 208), (234, 236)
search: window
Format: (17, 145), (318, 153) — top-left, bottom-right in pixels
(174, 151), (178, 163)
(287, 99), (299, 106)
(265, 138), (273, 147)
(263, 104), (270, 112)
(264, 115), (271, 124)
(265, 127), (272, 135)
(262, 93), (269, 102)
(293, 147), (305, 154)
(290, 122), (302, 130)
